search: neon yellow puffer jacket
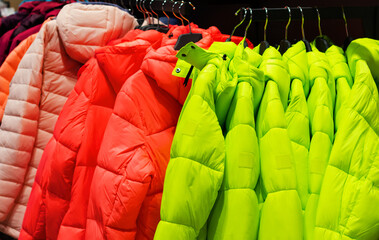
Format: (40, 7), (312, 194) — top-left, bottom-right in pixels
(255, 45), (303, 240)
(305, 48), (335, 240)
(315, 40), (379, 240)
(208, 42), (264, 239)
(154, 42), (235, 239)
(282, 41), (310, 211)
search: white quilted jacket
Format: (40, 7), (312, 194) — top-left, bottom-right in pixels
(0, 3), (137, 238)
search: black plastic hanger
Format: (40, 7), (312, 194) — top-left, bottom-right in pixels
(174, 1), (202, 50)
(259, 7), (270, 55)
(143, 0), (169, 33)
(279, 6), (292, 55)
(225, 7), (247, 42)
(298, 6), (312, 52)
(314, 7), (332, 52)
(342, 6), (353, 51)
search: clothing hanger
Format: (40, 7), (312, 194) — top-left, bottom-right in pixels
(298, 6), (312, 52)
(128, 0), (134, 15)
(145, 0), (169, 33)
(174, 1), (202, 50)
(162, 0), (170, 26)
(278, 6), (292, 55)
(314, 7), (332, 52)
(242, 7), (253, 48)
(259, 7), (270, 55)
(172, 1), (184, 26)
(225, 7), (248, 42)
(342, 6), (353, 51)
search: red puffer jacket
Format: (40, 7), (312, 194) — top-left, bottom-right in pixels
(85, 27), (249, 240)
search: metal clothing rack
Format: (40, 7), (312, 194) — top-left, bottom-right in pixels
(126, 0), (192, 15)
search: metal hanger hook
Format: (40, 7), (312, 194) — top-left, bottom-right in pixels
(172, 1), (184, 26)
(263, 7), (268, 41)
(244, 7), (253, 39)
(284, 6), (291, 40)
(179, 1), (195, 33)
(142, 0), (152, 24)
(315, 7), (322, 36)
(342, 5), (349, 37)
(297, 6), (305, 40)
(162, 0), (170, 26)
(229, 7), (247, 39)
(149, 0), (159, 25)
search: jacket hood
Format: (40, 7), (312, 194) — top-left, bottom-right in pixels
(95, 29), (164, 94)
(307, 50), (335, 105)
(254, 44), (290, 110)
(326, 45), (353, 87)
(56, 3), (138, 63)
(140, 26), (216, 105)
(30, 1), (66, 16)
(283, 41), (310, 97)
(346, 38), (379, 88)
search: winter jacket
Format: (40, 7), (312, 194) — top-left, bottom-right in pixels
(154, 40), (233, 239)
(282, 41), (310, 211)
(22, 29), (163, 240)
(0, 1), (41, 36)
(304, 49), (335, 240)
(207, 41), (265, 240)
(0, 33), (36, 122)
(0, 2), (65, 65)
(0, 3), (137, 239)
(86, 27), (248, 240)
(325, 45), (353, 132)
(345, 38), (379, 88)
(254, 45), (303, 240)
(314, 48), (379, 240)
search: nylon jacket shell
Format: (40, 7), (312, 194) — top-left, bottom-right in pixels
(304, 49), (335, 240)
(0, 3), (137, 239)
(21, 29), (159, 240)
(325, 45), (353, 132)
(314, 56), (379, 240)
(282, 41), (310, 211)
(0, 33), (36, 122)
(85, 28), (243, 240)
(207, 41), (264, 240)
(346, 38), (379, 88)
(154, 40), (237, 239)
(254, 45), (303, 240)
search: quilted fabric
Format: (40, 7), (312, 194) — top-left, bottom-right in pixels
(254, 45), (303, 240)
(314, 57), (379, 239)
(282, 41), (310, 211)
(304, 49), (335, 240)
(325, 45), (353, 132)
(0, 3), (137, 239)
(207, 41), (265, 239)
(0, 33), (36, 122)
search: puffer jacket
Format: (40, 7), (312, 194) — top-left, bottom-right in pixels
(304, 49), (335, 240)
(0, 33), (36, 122)
(254, 45), (303, 240)
(154, 40), (233, 239)
(207, 41), (265, 239)
(314, 46), (379, 240)
(22, 29), (159, 240)
(86, 28), (241, 240)
(282, 41), (310, 211)
(346, 38), (379, 88)
(325, 45), (353, 132)
(0, 3), (137, 239)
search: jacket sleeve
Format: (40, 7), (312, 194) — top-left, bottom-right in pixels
(0, 33), (37, 122)
(154, 62), (225, 239)
(0, 24), (46, 222)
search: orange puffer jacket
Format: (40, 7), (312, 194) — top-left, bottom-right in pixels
(85, 27), (248, 240)
(0, 3), (137, 239)
(0, 33), (36, 122)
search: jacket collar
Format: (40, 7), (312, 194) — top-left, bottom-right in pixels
(283, 41), (310, 96)
(56, 3), (138, 64)
(325, 45), (353, 88)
